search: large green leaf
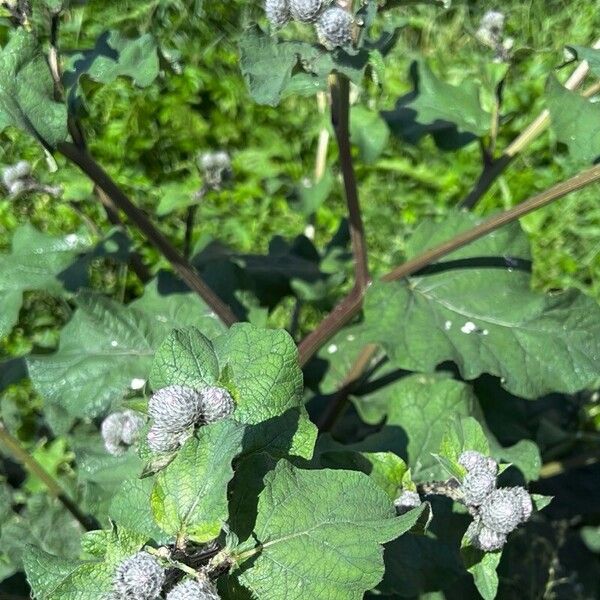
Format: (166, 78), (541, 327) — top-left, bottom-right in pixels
(398, 60), (490, 136)
(0, 495), (82, 583)
(239, 26), (371, 106)
(351, 374), (541, 482)
(566, 45), (600, 79)
(27, 293), (156, 419)
(234, 460), (425, 600)
(213, 323), (303, 424)
(547, 75), (600, 164)
(363, 212), (600, 398)
(0, 29), (67, 147)
(130, 273), (226, 341)
(65, 30), (159, 90)
(149, 327), (220, 390)
(24, 527), (146, 600)
(151, 420), (244, 542)
(27, 277), (223, 419)
(0, 225), (93, 340)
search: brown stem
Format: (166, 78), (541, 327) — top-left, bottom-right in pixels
(331, 75), (370, 292)
(317, 343), (379, 431)
(58, 142), (238, 326)
(299, 162), (600, 368)
(94, 186), (152, 283)
(0, 423), (98, 531)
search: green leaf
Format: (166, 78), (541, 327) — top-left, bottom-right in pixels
(290, 169), (335, 216)
(0, 225), (92, 340)
(234, 460), (425, 600)
(213, 323), (303, 424)
(363, 212), (600, 398)
(149, 327), (220, 390)
(240, 407), (317, 461)
(239, 26), (371, 106)
(402, 60), (490, 136)
(28, 277), (224, 419)
(155, 177), (202, 216)
(0, 495), (82, 581)
(354, 374), (480, 481)
(131, 274), (226, 341)
(546, 75), (600, 164)
(65, 30), (159, 90)
(24, 526), (145, 600)
(350, 105), (390, 164)
(0, 29), (67, 147)
(320, 450), (408, 499)
(238, 26), (311, 106)
(465, 547), (501, 600)
(109, 478), (166, 542)
(27, 293), (156, 419)
(566, 45), (600, 79)
(151, 420), (244, 542)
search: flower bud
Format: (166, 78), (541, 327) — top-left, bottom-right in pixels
(475, 525), (507, 552)
(113, 551), (165, 600)
(166, 578), (220, 600)
(147, 425), (192, 454)
(458, 450), (498, 476)
(315, 6), (353, 49)
(480, 487), (528, 534)
(265, 0), (291, 28)
(393, 490), (421, 516)
(149, 385), (203, 432)
(461, 467), (496, 507)
(200, 386), (235, 424)
(101, 410), (145, 456)
(2, 160), (31, 189)
(290, 0), (325, 23)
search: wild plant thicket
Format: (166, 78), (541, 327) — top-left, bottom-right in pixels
(0, 0), (600, 599)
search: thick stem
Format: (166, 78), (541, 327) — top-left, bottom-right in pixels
(299, 162), (600, 367)
(331, 75), (370, 292)
(0, 423), (98, 531)
(317, 343), (379, 431)
(95, 186), (152, 283)
(58, 142), (238, 326)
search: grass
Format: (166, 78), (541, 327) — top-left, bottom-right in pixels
(1, 0), (599, 356)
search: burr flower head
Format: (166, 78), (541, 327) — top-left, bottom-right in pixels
(458, 450), (498, 476)
(265, 0), (291, 28)
(200, 386), (235, 424)
(148, 385), (203, 432)
(166, 578), (220, 600)
(393, 490), (421, 515)
(461, 467), (496, 507)
(2, 160), (31, 189)
(101, 410), (145, 456)
(480, 487), (530, 534)
(316, 6), (353, 49)
(290, 0), (326, 23)
(147, 425), (192, 454)
(113, 551), (165, 600)
(476, 525), (507, 551)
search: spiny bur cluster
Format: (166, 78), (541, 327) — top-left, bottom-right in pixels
(1, 160), (62, 198)
(147, 385), (235, 454)
(101, 410), (145, 456)
(459, 450), (533, 552)
(264, 0), (354, 50)
(393, 490), (421, 516)
(113, 551), (165, 600)
(166, 578), (221, 600)
(199, 151), (232, 191)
